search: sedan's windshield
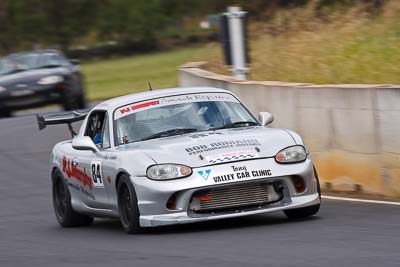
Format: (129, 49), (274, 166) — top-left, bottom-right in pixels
(0, 51), (66, 75)
(0, 59), (9, 75)
(0, 58), (26, 75)
(114, 93), (259, 145)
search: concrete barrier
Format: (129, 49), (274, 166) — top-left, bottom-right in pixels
(179, 62), (400, 197)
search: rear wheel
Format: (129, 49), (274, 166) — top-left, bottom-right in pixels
(117, 174), (142, 234)
(284, 166), (321, 219)
(52, 170), (93, 227)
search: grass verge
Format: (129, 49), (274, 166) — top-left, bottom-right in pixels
(82, 45), (220, 101)
(82, 1), (400, 101)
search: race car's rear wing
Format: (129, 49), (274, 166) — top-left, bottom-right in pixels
(36, 111), (88, 137)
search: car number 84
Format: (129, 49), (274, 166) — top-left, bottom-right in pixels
(91, 161), (104, 187)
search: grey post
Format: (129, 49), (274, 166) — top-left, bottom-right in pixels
(226, 6), (249, 81)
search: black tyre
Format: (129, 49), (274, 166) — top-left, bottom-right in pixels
(284, 204), (320, 219)
(117, 174), (142, 234)
(52, 170), (94, 227)
(284, 166), (321, 219)
(311, 165), (321, 199)
(76, 93), (87, 109)
(0, 110), (12, 118)
(62, 76), (86, 111)
(62, 92), (75, 111)
(63, 92), (86, 111)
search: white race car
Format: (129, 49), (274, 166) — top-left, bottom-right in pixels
(38, 87), (321, 233)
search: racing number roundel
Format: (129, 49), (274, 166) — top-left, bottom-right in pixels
(91, 161), (104, 187)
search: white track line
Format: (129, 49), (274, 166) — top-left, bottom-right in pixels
(322, 195), (400, 206)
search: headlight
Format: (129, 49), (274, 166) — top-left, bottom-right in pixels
(275, 145), (307, 164)
(37, 76), (64, 85)
(147, 164), (192, 180)
(0, 86), (6, 93)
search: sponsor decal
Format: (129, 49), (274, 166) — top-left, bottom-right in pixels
(67, 182), (95, 200)
(197, 169), (212, 180)
(115, 93), (239, 119)
(189, 132), (223, 139)
(185, 139), (261, 156)
(62, 156), (92, 190)
(206, 150), (259, 164)
(208, 165), (272, 183)
(212, 173), (235, 183)
(119, 100), (160, 115)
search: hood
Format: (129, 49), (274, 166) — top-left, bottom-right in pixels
(0, 68), (68, 87)
(116, 127), (296, 167)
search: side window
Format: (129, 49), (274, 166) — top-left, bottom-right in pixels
(40, 53), (63, 67)
(85, 111), (108, 149)
(85, 112), (99, 140)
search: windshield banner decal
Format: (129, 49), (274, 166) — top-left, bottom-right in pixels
(115, 93), (239, 119)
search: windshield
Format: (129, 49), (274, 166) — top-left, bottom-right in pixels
(0, 58), (27, 75)
(0, 59), (10, 75)
(114, 93), (259, 145)
(0, 51), (66, 75)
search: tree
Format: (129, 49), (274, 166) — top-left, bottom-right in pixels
(43, 0), (98, 51)
(0, 0), (14, 53)
(96, 0), (168, 45)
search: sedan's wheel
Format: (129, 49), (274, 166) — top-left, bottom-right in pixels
(76, 93), (87, 109)
(62, 76), (86, 110)
(62, 93), (79, 111)
(63, 93), (86, 111)
(0, 110), (11, 118)
(284, 166), (321, 219)
(52, 170), (94, 227)
(62, 95), (75, 111)
(117, 174), (142, 234)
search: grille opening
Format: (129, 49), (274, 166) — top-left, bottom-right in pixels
(189, 182), (284, 213)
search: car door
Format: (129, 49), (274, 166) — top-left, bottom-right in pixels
(73, 110), (111, 209)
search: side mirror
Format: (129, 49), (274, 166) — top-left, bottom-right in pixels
(70, 59), (80, 65)
(72, 136), (98, 152)
(258, 112), (274, 127)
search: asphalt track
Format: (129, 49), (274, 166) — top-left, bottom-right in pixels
(0, 108), (399, 267)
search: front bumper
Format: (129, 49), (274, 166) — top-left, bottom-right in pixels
(140, 193), (320, 227)
(0, 83), (64, 111)
(133, 156), (320, 227)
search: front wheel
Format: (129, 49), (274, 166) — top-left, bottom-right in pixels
(284, 204), (320, 219)
(52, 170), (93, 227)
(117, 174), (142, 234)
